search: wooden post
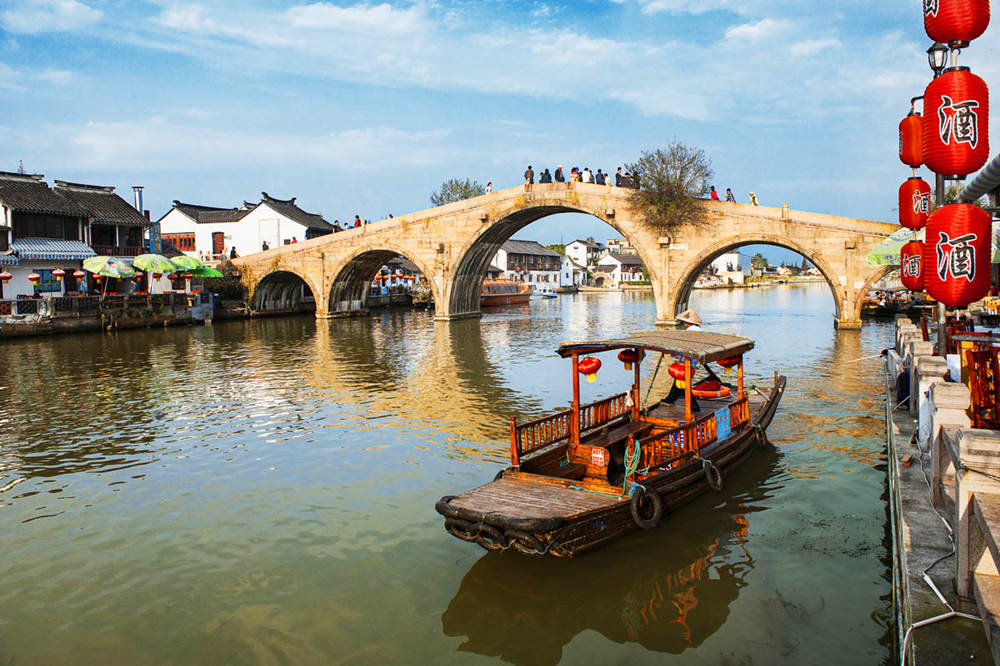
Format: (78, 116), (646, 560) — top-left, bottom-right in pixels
(633, 357), (641, 419)
(510, 416), (520, 469)
(684, 357), (693, 423)
(738, 357), (744, 398)
(571, 353), (581, 446)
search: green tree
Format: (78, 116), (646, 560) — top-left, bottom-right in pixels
(750, 253), (768, 270)
(935, 183), (988, 210)
(624, 141), (713, 230)
(800, 256), (809, 271)
(547, 243), (566, 255)
(430, 178), (485, 206)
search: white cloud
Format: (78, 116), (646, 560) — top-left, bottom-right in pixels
(723, 18), (791, 42)
(640, 0), (741, 15)
(36, 68), (73, 85)
(0, 0), (101, 34)
(285, 2), (431, 34)
(789, 38), (841, 57)
(0, 62), (22, 90)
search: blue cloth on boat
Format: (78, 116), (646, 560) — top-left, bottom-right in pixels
(715, 407), (731, 440)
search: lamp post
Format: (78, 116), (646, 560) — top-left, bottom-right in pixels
(927, 42), (950, 354)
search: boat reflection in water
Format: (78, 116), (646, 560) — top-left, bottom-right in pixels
(441, 444), (782, 665)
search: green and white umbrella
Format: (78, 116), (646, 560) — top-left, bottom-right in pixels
(132, 253), (176, 274)
(169, 255), (206, 272)
(866, 227), (924, 266)
(82, 255), (135, 278)
(187, 266), (224, 278)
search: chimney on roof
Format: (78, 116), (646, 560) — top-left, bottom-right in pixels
(132, 186), (144, 212)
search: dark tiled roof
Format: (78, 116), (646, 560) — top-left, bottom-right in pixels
(600, 253), (644, 266)
(258, 193), (332, 231)
(53, 181), (149, 227)
(197, 208), (249, 224)
(385, 256), (421, 273)
(502, 239), (562, 257)
(571, 238), (603, 249)
(0, 172), (89, 217)
(168, 193), (333, 231)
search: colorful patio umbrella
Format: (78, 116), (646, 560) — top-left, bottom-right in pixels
(866, 227), (924, 266)
(187, 266), (224, 278)
(82, 255), (136, 278)
(132, 253), (176, 274)
(169, 255), (206, 272)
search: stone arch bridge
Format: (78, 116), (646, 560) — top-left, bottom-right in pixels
(232, 182), (898, 329)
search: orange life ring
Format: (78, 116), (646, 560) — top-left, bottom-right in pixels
(691, 381), (732, 399)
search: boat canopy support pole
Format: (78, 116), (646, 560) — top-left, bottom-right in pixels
(571, 353), (581, 446)
(738, 357), (744, 398)
(684, 358), (693, 423)
(509, 416), (520, 469)
(632, 357), (641, 420)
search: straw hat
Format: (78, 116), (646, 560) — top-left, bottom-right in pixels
(676, 309), (702, 326)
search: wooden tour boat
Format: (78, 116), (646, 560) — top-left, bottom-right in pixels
(435, 330), (786, 557)
(481, 279), (532, 307)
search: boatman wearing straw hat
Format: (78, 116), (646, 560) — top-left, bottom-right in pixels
(676, 308), (702, 330)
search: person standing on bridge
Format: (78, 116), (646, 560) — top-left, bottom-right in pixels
(230, 246), (239, 259)
(725, 188), (736, 202)
(354, 215), (362, 228)
(581, 167), (592, 183)
(710, 186), (719, 201)
(749, 192), (759, 206)
(554, 165), (565, 183)
(524, 166), (534, 191)
(595, 169), (606, 185)
(540, 169), (552, 183)
(485, 182), (493, 193)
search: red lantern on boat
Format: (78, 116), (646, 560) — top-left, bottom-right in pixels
(923, 67), (990, 177)
(668, 362), (688, 380)
(0, 271), (11, 283)
(167, 273), (177, 281)
(899, 113), (923, 167)
(72, 270), (85, 280)
(899, 177), (932, 229)
(900, 241), (926, 292)
(923, 203), (991, 307)
(27, 272), (41, 284)
(51, 268), (65, 281)
(618, 348), (641, 371)
(577, 356), (601, 383)
(924, 0), (990, 46)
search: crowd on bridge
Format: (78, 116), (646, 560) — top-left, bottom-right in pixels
(522, 165), (640, 188)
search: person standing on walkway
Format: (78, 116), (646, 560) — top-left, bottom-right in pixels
(540, 169), (552, 183)
(485, 182), (493, 193)
(354, 215), (361, 227)
(524, 166), (534, 191)
(749, 192), (759, 206)
(710, 186), (719, 200)
(615, 167), (623, 187)
(595, 169), (605, 185)
(725, 188), (736, 202)
(554, 165), (565, 183)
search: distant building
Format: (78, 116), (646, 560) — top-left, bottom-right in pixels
(606, 237), (637, 255)
(594, 253), (645, 288)
(0, 172), (149, 299)
(707, 252), (751, 285)
(158, 192), (333, 262)
(560, 256), (587, 288)
(565, 237), (605, 271)
(491, 240), (561, 285)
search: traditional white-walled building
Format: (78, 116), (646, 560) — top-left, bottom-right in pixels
(491, 240), (561, 285)
(565, 238), (604, 271)
(593, 253), (645, 288)
(560, 256), (587, 288)
(0, 172), (149, 300)
(606, 237), (637, 255)
(158, 192), (333, 262)
(708, 251), (751, 284)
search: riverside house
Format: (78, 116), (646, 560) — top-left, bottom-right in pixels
(593, 252), (645, 288)
(0, 172), (149, 300)
(491, 240), (562, 286)
(158, 193), (334, 263)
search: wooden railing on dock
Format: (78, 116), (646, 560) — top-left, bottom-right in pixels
(510, 392), (629, 466)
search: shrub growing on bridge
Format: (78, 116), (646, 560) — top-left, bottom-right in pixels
(625, 141), (713, 230)
(430, 178), (486, 206)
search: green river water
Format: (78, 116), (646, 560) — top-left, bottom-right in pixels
(0, 284), (892, 665)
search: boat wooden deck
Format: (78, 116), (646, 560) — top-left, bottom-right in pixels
(450, 478), (617, 520)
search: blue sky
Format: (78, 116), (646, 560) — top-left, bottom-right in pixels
(2, 0), (998, 264)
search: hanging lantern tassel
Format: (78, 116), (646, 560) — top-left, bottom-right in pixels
(923, 204), (991, 307)
(924, 0), (990, 47)
(578, 356), (601, 383)
(899, 112), (924, 168)
(668, 361), (688, 388)
(923, 67), (990, 177)
(900, 241), (926, 292)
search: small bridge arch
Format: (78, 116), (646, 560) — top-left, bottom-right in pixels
(250, 269), (318, 315)
(326, 246), (443, 316)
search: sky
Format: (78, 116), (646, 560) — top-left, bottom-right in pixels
(1, 0), (998, 265)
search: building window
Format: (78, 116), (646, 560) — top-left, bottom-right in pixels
(13, 213), (79, 240)
(34, 269), (62, 293)
(162, 233), (195, 251)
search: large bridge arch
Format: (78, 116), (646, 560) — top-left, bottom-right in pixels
(250, 269), (319, 314)
(327, 245), (443, 316)
(446, 193), (660, 318)
(669, 234), (849, 321)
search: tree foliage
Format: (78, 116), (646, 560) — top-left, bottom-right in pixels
(430, 178), (485, 206)
(547, 243), (566, 255)
(750, 253), (768, 270)
(936, 183), (987, 210)
(625, 141), (713, 230)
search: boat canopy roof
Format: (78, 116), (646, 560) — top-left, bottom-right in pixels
(557, 330), (754, 363)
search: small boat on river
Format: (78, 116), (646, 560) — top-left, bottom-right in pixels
(435, 330), (786, 557)
(481, 279), (532, 307)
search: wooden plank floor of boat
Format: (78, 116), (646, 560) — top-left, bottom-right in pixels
(450, 478), (618, 519)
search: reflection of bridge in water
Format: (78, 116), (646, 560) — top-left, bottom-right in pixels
(441, 444), (782, 665)
(233, 183), (897, 329)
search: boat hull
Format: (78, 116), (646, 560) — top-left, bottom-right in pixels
(436, 376), (786, 557)
(480, 292), (531, 307)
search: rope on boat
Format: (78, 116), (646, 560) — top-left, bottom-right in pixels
(642, 353), (665, 409)
(620, 439), (642, 498)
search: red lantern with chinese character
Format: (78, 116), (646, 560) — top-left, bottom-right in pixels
(899, 177), (932, 229)
(617, 348), (640, 371)
(577, 356), (601, 383)
(51, 268), (65, 281)
(899, 113), (923, 167)
(0, 271), (11, 283)
(900, 241), (925, 292)
(72, 270), (85, 280)
(923, 203), (991, 307)
(27, 272), (41, 284)
(923, 67), (990, 177)
(924, 0), (990, 46)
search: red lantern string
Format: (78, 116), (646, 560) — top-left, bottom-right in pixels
(922, 67), (990, 177)
(900, 241), (926, 292)
(924, 0), (990, 46)
(899, 113), (923, 168)
(922, 204), (991, 307)
(898, 177), (932, 229)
